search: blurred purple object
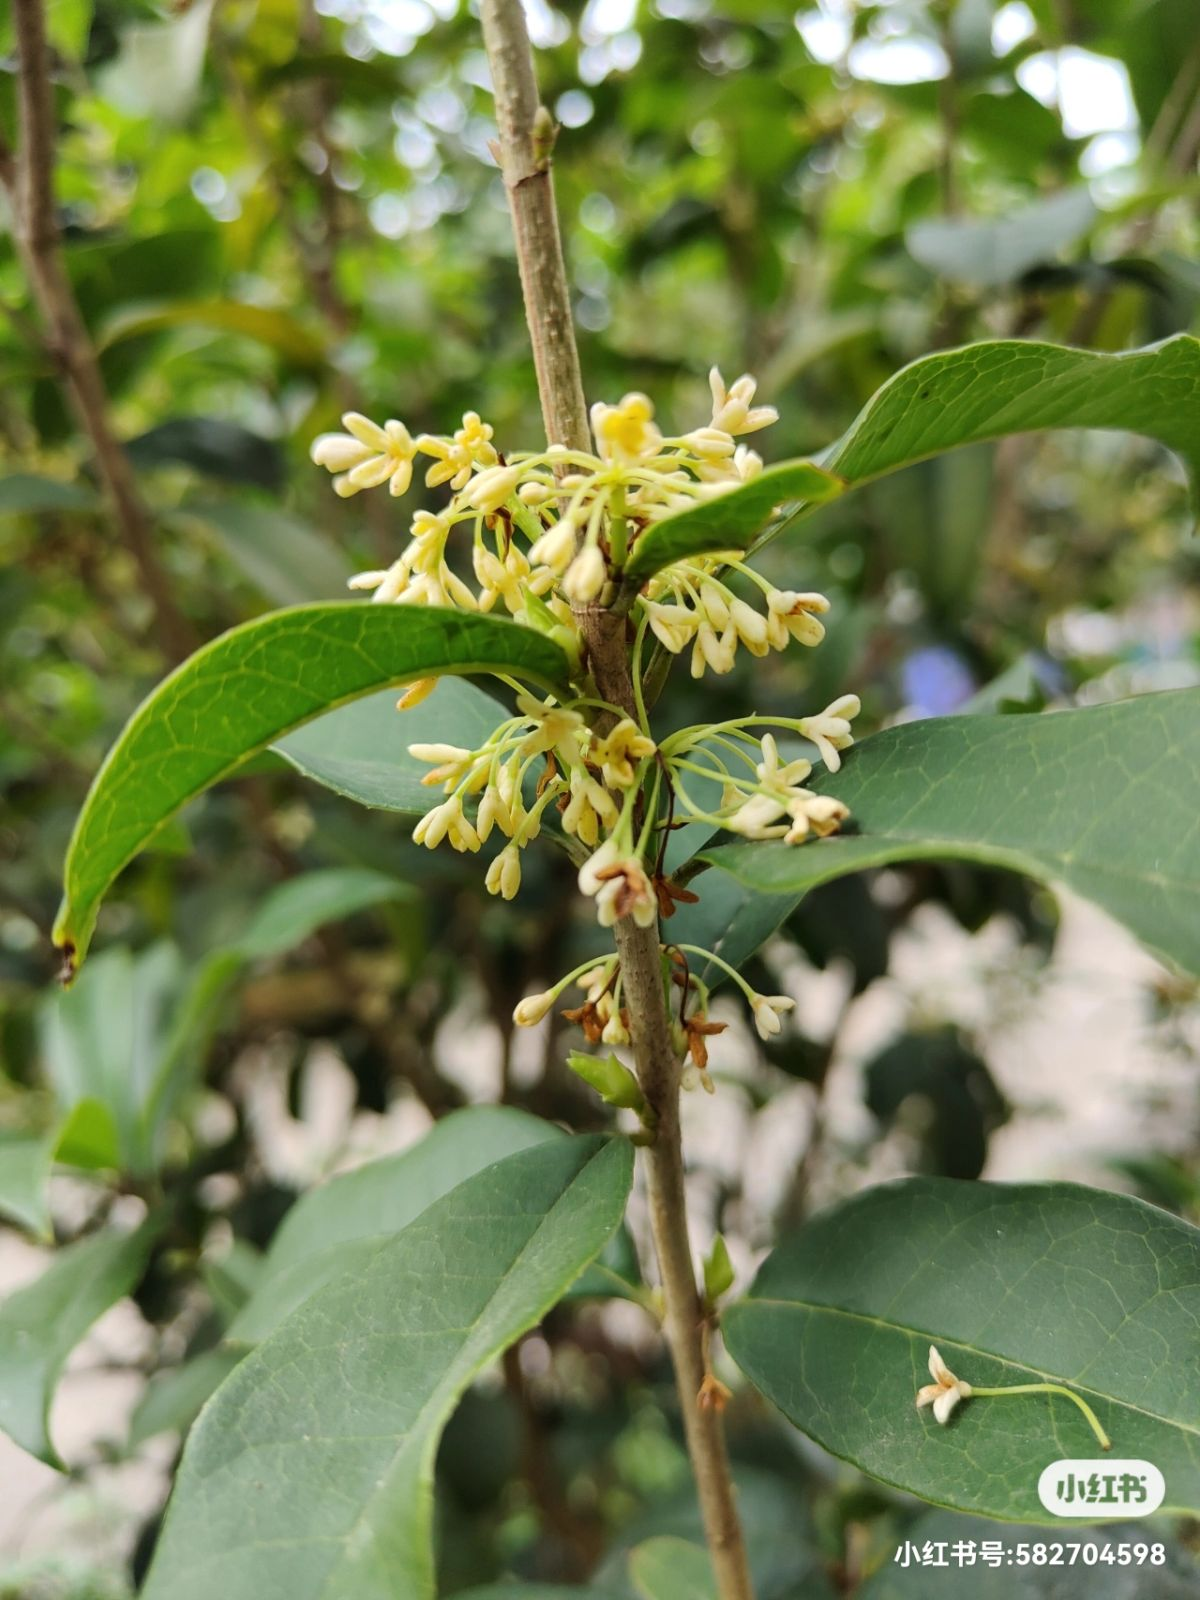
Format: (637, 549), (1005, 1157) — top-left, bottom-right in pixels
(902, 645), (976, 717)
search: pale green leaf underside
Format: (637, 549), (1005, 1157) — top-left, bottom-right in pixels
(627, 335), (1200, 579)
(723, 1178), (1200, 1522)
(630, 1537), (718, 1600)
(142, 1136), (633, 1600)
(0, 1219), (160, 1465)
(860, 1510), (1199, 1598)
(0, 1134), (53, 1238)
(274, 678), (509, 813)
(228, 1105), (560, 1344)
(53, 604), (571, 971)
(700, 692), (1200, 976)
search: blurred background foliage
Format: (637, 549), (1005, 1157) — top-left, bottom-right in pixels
(0, 0), (1199, 1592)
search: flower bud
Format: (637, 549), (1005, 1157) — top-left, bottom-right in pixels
(514, 989), (557, 1027)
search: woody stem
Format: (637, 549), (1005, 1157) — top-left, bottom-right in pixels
(479, 4), (754, 1596)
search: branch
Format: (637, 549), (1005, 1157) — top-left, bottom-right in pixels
(6, 0), (197, 661)
(479, 5), (754, 1596)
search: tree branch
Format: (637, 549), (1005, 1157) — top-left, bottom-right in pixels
(6, 0), (196, 661)
(479, 5), (754, 1595)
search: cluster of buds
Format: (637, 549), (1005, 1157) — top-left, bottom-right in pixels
(315, 368), (863, 1076)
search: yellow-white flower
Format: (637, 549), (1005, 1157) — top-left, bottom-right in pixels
(784, 792), (849, 843)
(750, 993), (794, 1039)
(310, 413), (417, 498)
(516, 692), (585, 758)
(485, 843), (523, 900)
(578, 840), (657, 929)
(644, 600), (698, 654)
(562, 544), (608, 602)
(591, 392), (662, 462)
(408, 742), (477, 791)
(418, 411), (498, 490)
(766, 589), (830, 650)
(561, 767), (618, 846)
(514, 988), (557, 1027)
(413, 794), (481, 853)
(592, 718), (656, 789)
(708, 369), (778, 436)
(799, 694), (861, 772)
(464, 463), (522, 513)
(916, 1346), (973, 1425)
(527, 518), (577, 573)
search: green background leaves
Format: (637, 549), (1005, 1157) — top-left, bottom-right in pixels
(723, 1178), (1200, 1522)
(142, 1136), (633, 1600)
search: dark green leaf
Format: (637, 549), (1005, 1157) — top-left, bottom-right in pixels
(723, 1178), (1200, 1521)
(701, 693), (1200, 975)
(624, 462), (844, 581)
(142, 1136), (633, 1600)
(228, 1105), (561, 1344)
(125, 418), (285, 491)
(53, 604), (570, 971)
(129, 1348), (243, 1447)
(177, 499), (351, 605)
(234, 868), (412, 961)
(100, 301), (325, 366)
(0, 474), (99, 514)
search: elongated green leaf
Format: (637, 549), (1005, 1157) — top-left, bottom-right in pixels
(723, 1178), (1200, 1522)
(625, 462), (843, 580)
(275, 678), (509, 813)
(862, 1510), (1199, 1598)
(700, 692), (1200, 976)
(0, 473), (99, 514)
(129, 1348), (242, 1447)
(0, 1133), (53, 1238)
(234, 867), (411, 960)
(229, 1105), (559, 1344)
(821, 333), (1200, 510)
(53, 605), (571, 973)
(0, 1218), (160, 1465)
(177, 499), (351, 605)
(906, 187), (1096, 289)
(626, 336), (1200, 577)
(99, 300), (325, 366)
(630, 1539), (716, 1600)
(142, 1135), (633, 1600)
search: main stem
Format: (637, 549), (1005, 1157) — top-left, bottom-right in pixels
(479, 5), (753, 1595)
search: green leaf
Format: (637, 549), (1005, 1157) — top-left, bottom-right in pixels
(723, 1177), (1200, 1522)
(624, 461), (844, 580)
(0, 474), (99, 514)
(630, 1538), (716, 1600)
(129, 1348), (243, 1448)
(142, 1135), (633, 1600)
(177, 499), (351, 605)
(125, 417), (285, 492)
(668, 854), (804, 987)
(0, 1218), (160, 1465)
(906, 188), (1096, 289)
(0, 1133), (53, 1238)
(227, 1105), (561, 1344)
(234, 868), (412, 961)
(626, 336), (1200, 578)
(275, 678), (509, 813)
(99, 301), (326, 366)
(860, 1510), (1200, 1597)
(53, 604), (570, 972)
(700, 692), (1200, 976)
(820, 334), (1200, 513)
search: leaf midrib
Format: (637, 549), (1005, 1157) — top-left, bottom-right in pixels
(734, 1296), (1200, 1439)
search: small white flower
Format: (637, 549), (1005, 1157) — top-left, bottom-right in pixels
(765, 589), (830, 651)
(485, 843), (523, 900)
(464, 463), (522, 513)
(591, 392), (662, 461)
(708, 369), (778, 436)
(561, 767), (618, 845)
(784, 792), (849, 843)
(728, 598), (769, 655)
(527, 518), (577, 572)
(916, 1346), (973, 1425)
(799, 694), (861, 773)
(311, 413), (417, 498)
(413, 794), (480, 854)
(562, 544), (608, 602)
(516, 692), (584, 758)
(750, 993), (794, 1039)
(514, 989), (557, 1027)
(591, 718), (656, 789)
(644, 600), (697, 654)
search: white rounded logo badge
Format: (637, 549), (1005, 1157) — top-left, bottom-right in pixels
(1037, 1459), (1165, 1518)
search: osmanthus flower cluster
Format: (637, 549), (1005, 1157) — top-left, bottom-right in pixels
(311, 371), (861, 1082)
